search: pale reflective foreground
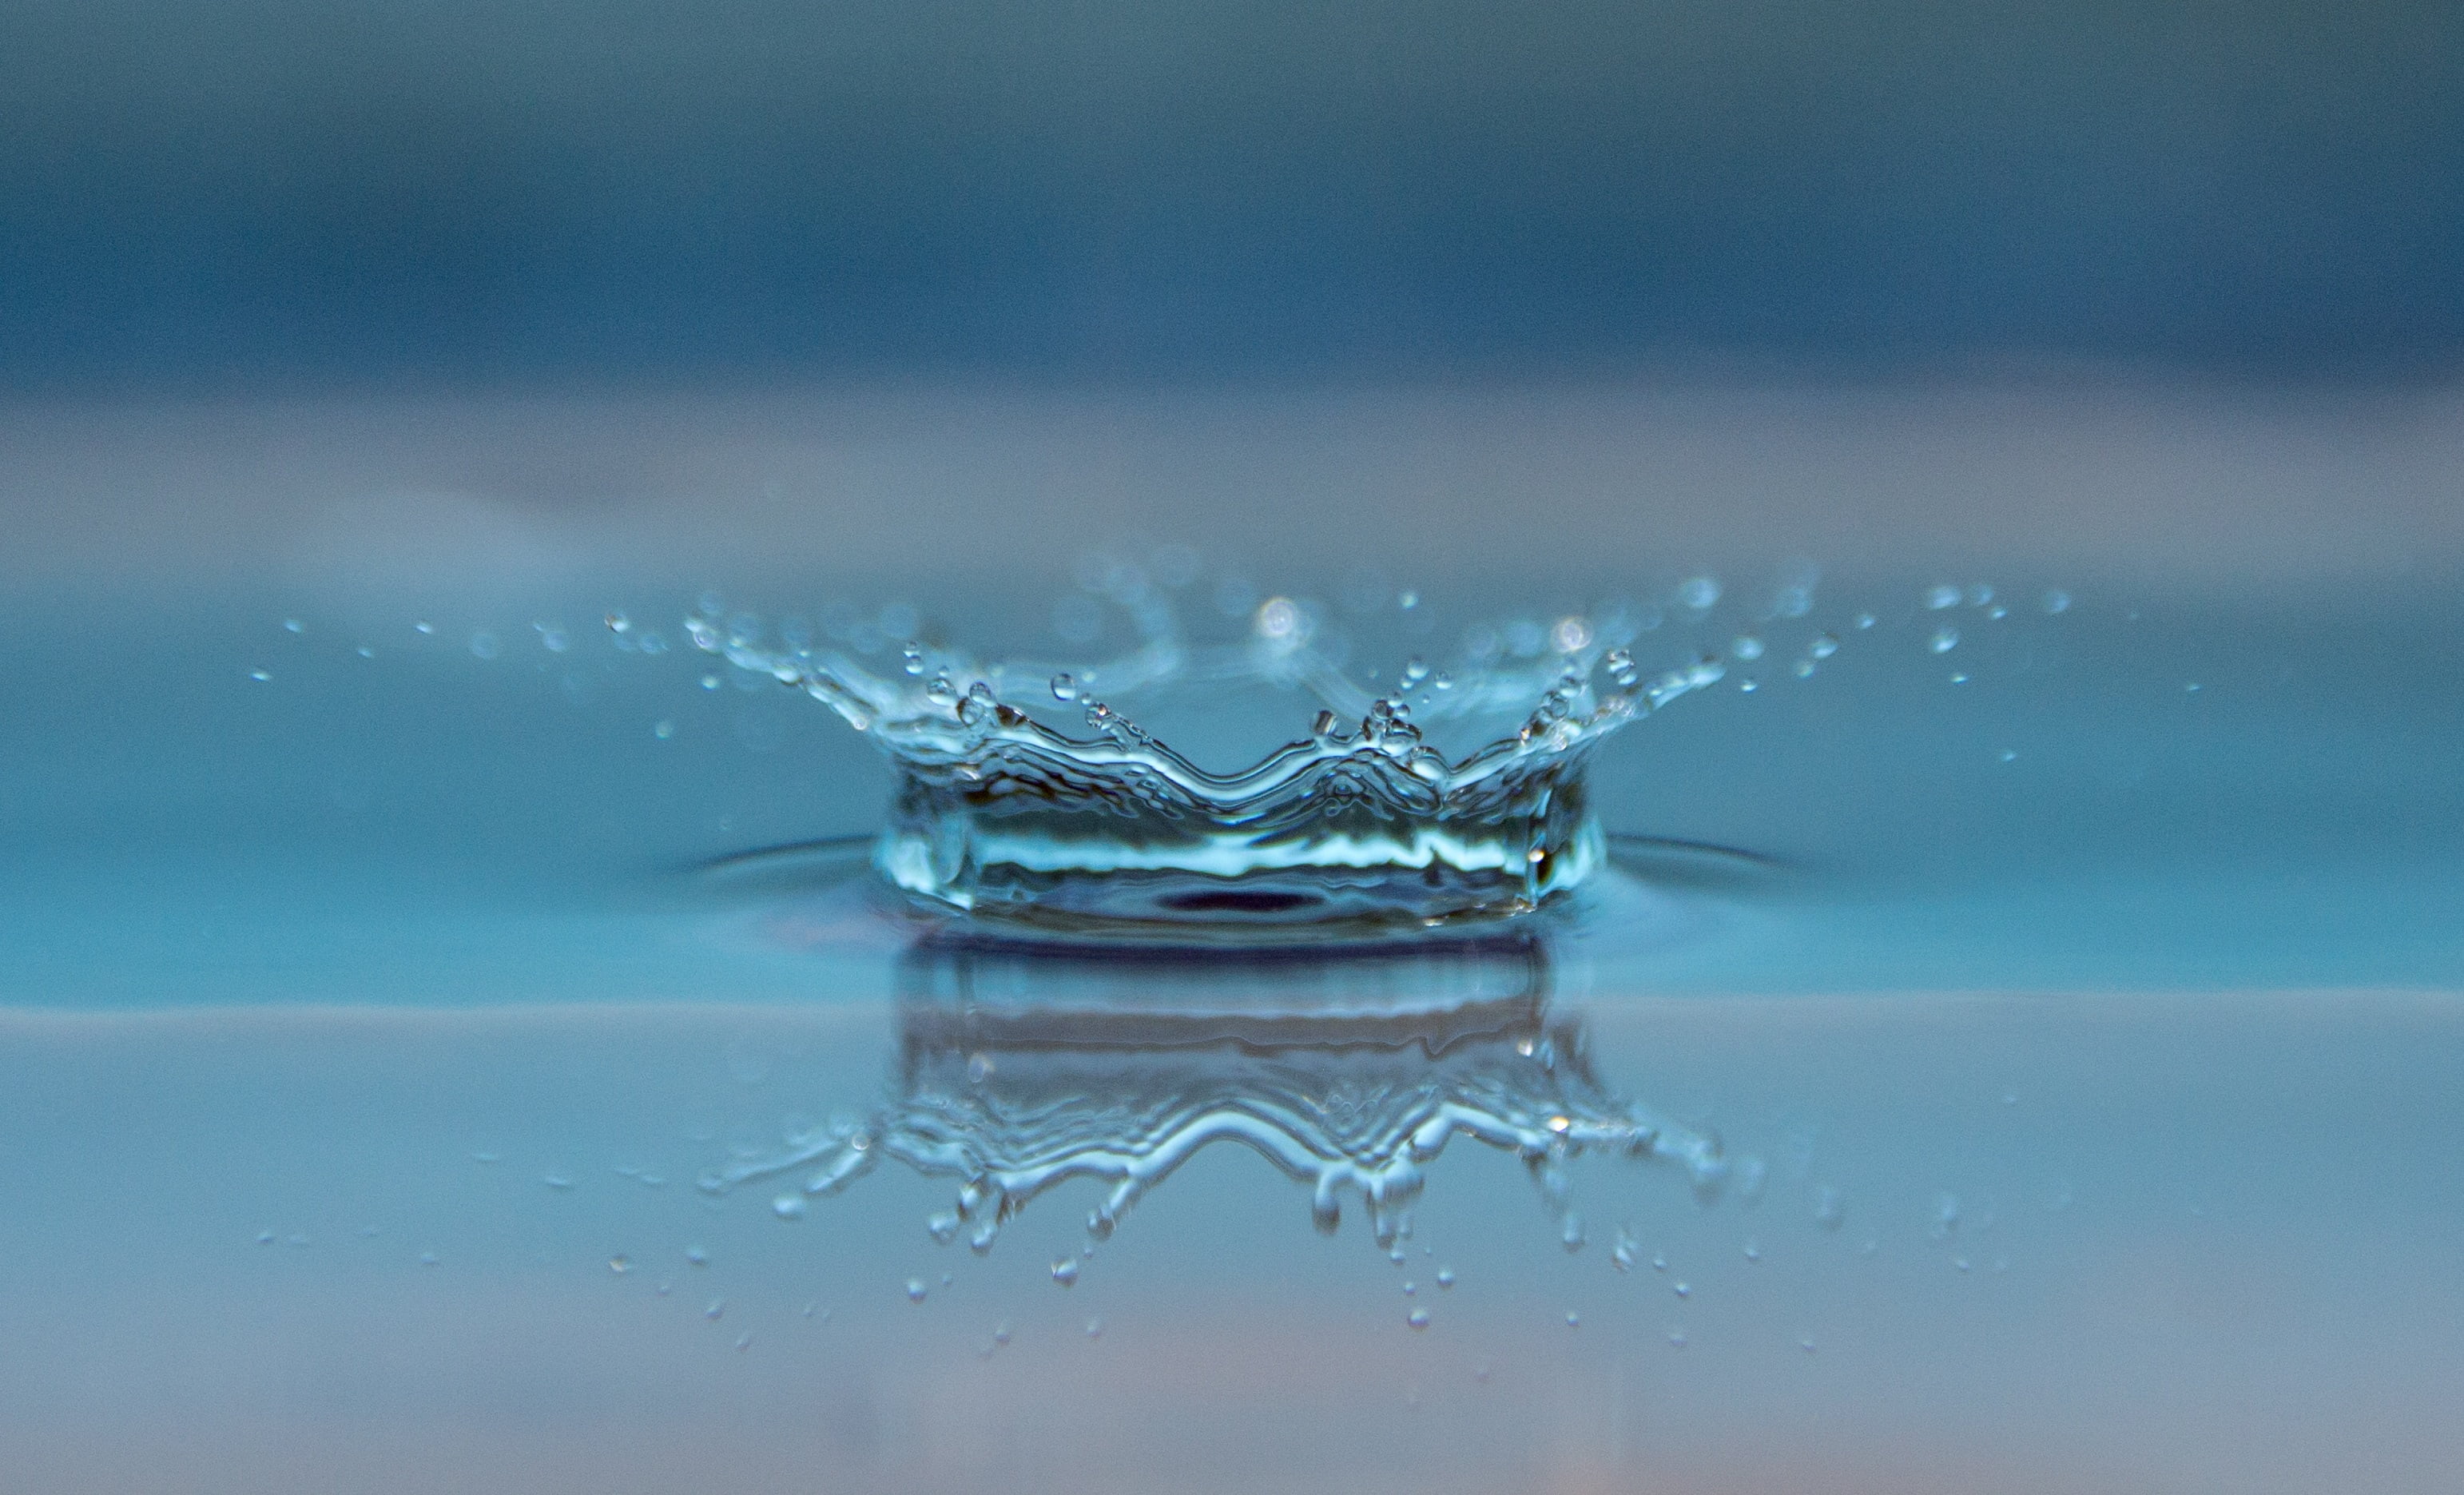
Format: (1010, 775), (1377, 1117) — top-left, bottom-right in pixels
(6, 987), (2461, 1494)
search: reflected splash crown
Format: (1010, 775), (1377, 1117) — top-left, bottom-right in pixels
(700, 933), (1727, 1255)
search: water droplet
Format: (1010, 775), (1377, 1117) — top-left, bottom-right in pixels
(543, 1175), (574, 1191)
(773, 1195), (807, 1220)
(1552, 616), (1593, 654)
(927, 1211), (960, 1245)
(1738, 677), (1759, 693)
(1604, 648), (1639, 687)
(1929, 628), (1960, 654)
(1731, 635), (1765, 661)
(1813, 1186), (1844, 1229)
(1949, 672), (1969, 684)
(2043, 589), (2073, 614)
(414, 621), (434, 634)
(419, 1251), (439, 1267)
(1049, 672), (1078, 702)
(654, 719), (674, 739)
(1399, 656), (1430, 689)
(703, 1298), (725, 1321)
(1651, 1254), (1667, 1273)
(1407, 1309), (1431, 1330)
(355, 644), (374, 658)
(699, 673), (720, 690)
(1988, 605), (2009, 620)
(469, 631), (500, 660)
(1673, 1281), (1691, 1298)
(248, 668), (271, 682)
(1436, 1268), (1456, 1289)
(256, 1231), (274, 1245)
(1677, 576), (1720, 610)
(1564, 1312), (1581, 1329)
(535, 622), (570, 653)
(1085, 1317), (1104, 1338)
(735, 1333), (753, 1351)
(1968, 584), (1994, 606)
(1999, 748), (2017, 762)
(1792, 659), (1815, 678)
(1051, 1256), (1081, 1286)
(1955, 1255), (1973, 1272)
(1255, 597), (1301, 642)
(966, 1052), (995, 1083)
(686, 1246), (710, 1266)
(609, 1254), (631, 1274)
(905, 1278), (928, 1302)
(605, 613), (631, 634)
(1611, 1227), (1639, 1272)
(1925, 585), (1961, 610)
(1743, 1239), (1763, 1262)
(1402, 1280), (1417, 1296)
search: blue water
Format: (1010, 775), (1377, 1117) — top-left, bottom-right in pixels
(4, 384), (2462, 1493)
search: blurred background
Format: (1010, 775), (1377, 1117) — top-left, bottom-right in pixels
(5, 0), (2462, 386)
(4, 0), (2462, 596)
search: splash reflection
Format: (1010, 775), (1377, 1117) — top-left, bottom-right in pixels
(700, 933), (1725, 1253)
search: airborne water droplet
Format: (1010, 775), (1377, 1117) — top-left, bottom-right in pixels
(905, 1278), (928, 1302)
(1930, 628), (1960, 654)
(1051, 1256), (1081, 1286)
(1050, 672), (1077, 702)
(1407, 1309), (1431, 1330)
